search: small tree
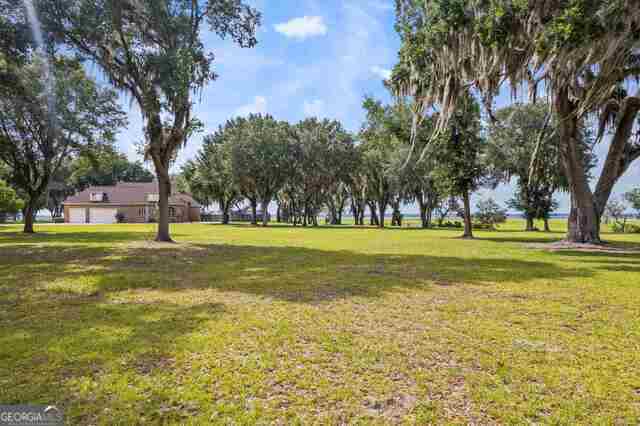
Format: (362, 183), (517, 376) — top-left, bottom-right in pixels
(432, 94), (485, 238)
(0, 179), (23, 223)
(435, 196), (460, 226)
(625, 189), (640, 218)
(604, 198), (628, 233)
(475, 198), (507, 230)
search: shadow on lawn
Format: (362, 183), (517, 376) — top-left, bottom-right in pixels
(0, 231), (155, 244)
(0, 298), (223, 411)
(0, 239), (602, 416)
(205, 222), (439, 231)
(0, 241), (595, 305)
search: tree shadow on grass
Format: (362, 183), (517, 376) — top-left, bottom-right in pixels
(475, 235), (564, 244)
(0, 295), (223, 411)
(0, 241), (595, 306)
(0, 240), (600, 421)
(0, 231), (155, 244)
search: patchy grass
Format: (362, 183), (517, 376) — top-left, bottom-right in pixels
(1, 220), (639, 424)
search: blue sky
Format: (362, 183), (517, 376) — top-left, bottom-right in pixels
(108, 0), (639, 214)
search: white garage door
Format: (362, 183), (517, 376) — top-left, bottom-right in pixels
(89, 208), (118, 224)
(68, 208), (86, 224)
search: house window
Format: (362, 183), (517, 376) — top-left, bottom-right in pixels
(138, 208), (145, 217)
(169, 207), (176, 217)
(90, 192), (105, 202)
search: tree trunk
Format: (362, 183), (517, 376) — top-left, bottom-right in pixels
(525, 216), (535, 232)
(302, 202), (308, 227)
(369, 202), (379, 226)
(567, 195), (600, 243)
(154, 173), (173, 242)
(555, 89), (600, 243)
(378, 202), (386, 229)
(420, 207), (428, 228)
(543, 217), (550, 232)
(391, 206), (401, 226)
(23, 202), (35, 234)
(261, 199), (270, 227)
(220, 199), (231, 224)
(276, 203), (281, 223)
(250, 199), (258, 225)
(351, 202), (360, 226)
(461, 190), (473, 239)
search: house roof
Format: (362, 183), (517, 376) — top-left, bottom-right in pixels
(64, 182), (201, 207)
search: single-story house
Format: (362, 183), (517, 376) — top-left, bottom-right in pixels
(63, 182), (201, 224)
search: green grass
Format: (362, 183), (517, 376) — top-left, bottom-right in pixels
(1, 220), (639, 424)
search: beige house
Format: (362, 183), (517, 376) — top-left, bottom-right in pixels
(63, 182), (201, 224)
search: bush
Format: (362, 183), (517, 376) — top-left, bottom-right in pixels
(612, 222), (640, 233)
(627, 224), (640, 233)
(474, 198), (507, 229)
(115, 212), (126, 223)
(438, 221), (462, 228)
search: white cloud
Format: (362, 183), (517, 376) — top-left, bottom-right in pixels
(274, 16), (328, 40)
(234, 96), (267, 116)
(371, 65), (392, 80)
(303, 99), (325, 117)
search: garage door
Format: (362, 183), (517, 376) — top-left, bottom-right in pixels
(89, 208), (118, 224)
(68, 208), (86, 224)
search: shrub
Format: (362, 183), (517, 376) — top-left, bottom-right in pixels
(610, 221), (640, 234)
(439, 221), (462, 228)
(626, 224), (640, 234)
(115, 212), (126, 223)
(474, 198), (507, 229)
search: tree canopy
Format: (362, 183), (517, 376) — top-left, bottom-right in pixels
(69, 147), (154, 190)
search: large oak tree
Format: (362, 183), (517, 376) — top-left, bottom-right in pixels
(41, 0), (260, 241)
(0, 57), (125, 233)
(394, 0), (640, 243)
(229, 114), (295, 226)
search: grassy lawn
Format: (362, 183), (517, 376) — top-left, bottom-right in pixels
(1, 220), (639, 424)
